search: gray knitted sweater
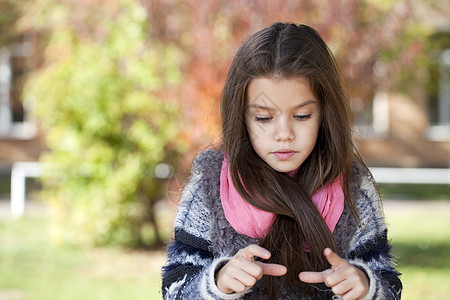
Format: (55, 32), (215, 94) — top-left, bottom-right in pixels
(162, 149), (402, 299)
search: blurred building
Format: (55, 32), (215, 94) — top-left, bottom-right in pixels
(0, 37), (44, 184)
(355, 3), (450, 168)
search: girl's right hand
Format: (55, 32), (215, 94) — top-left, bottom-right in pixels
(215, 244), (287, 294)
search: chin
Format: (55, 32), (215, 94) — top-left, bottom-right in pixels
(270, 164), (299, 173)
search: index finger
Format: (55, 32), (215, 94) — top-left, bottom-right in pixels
(240, 244), (271, 261)
(299, 269), (331, 284)
(257, 262), (287, 277)
(323, 248), (347, 269)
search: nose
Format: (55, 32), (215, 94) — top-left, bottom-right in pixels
(274, 118), (294, 142)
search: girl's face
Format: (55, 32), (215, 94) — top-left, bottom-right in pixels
(245, 77), (321, 173)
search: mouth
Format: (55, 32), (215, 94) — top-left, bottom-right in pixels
(272, 149), (298, 160)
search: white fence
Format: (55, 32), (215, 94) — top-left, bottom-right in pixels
(370, 167), (450, 184)
(8, 162), (450, 218)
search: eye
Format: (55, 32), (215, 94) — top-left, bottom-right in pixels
(294, 114), (312, 121)
(254, 116), (273, 123)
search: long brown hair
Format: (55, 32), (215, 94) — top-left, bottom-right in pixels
(221, 22), (362, 296)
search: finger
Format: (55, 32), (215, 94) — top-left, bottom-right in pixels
(299, 269), (333, 284)
(240, 244), (271, 261)
(230, 257), (263, 279)
(341, 284), (367, 300)
(323, 248), (347, 269)
(330, 278), (353, 296)
(334, 268), (369, 299)
(226, 279), (247, 294)
(217, 269), (245, 294)
(325, 263), (361, 288)
(257, 262), (287, 277)
(217, 264), (259, 293)
(233, 269), (258, 288)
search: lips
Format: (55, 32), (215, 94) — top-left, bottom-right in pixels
(272, 149), (297, 160)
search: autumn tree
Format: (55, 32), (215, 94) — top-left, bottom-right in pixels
(22, 0), (184, 247)
(142, 0), (428, 148)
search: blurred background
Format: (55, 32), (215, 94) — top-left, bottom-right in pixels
(0, 0), (449, 299)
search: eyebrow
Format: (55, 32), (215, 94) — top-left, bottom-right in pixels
(246, 99), (317, 110)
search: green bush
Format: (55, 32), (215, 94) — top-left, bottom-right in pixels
(25, 0), (184, 247)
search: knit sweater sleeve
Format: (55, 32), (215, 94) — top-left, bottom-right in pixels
(161, 150), (250, 300)
(345, 168), (403, 300)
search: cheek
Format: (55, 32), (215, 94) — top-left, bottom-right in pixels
(297, 124), (320, 148)
(308, 126), (320, 149)
(249, 131), (264, 150)
(246, 126), (267, 152)
(246, 121), (266, 139)
(245, 123), (262, 151)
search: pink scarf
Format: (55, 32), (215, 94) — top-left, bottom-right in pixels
(220, 157), (345, 239)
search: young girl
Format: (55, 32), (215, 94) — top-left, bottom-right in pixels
(162, 22), (402, 299)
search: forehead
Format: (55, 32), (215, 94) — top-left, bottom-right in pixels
(246, 77), (318, 109)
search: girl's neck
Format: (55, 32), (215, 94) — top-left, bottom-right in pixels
(286, 166), (301, 177)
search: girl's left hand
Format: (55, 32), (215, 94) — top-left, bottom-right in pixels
(299, 248), (369, 300)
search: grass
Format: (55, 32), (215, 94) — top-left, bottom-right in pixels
(384, 200), (450, 299)
(0, 198), (449, 300)
(0, 210), (167, 300)
(378, 183), (450, 200)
